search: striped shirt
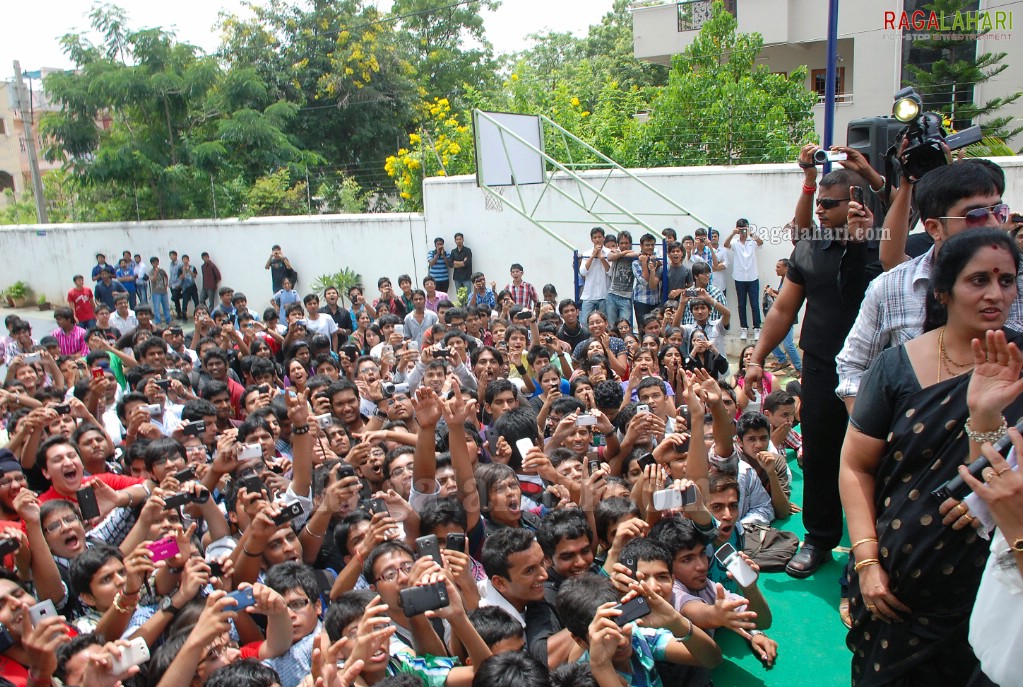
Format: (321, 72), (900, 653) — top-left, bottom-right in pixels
(51, 325), (89, 357)
(427, 249), (450, 283)
(504, 281), (540, 309)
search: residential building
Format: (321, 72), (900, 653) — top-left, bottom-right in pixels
(631, 0), (1023, 147)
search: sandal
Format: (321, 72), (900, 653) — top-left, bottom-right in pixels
(839, 597), (852, 629)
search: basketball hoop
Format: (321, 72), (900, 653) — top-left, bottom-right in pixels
(483, 187), (504, 212)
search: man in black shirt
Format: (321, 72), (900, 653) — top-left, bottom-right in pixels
(746, 165), (876, 579)
(449, 232), (474, 297)
(555, 299), (589, 351)
(322, 286), (353, 347)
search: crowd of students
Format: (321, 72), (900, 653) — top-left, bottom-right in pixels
(0, 146), (1022, 687)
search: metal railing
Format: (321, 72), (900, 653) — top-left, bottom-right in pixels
(677, 0), (735, 31)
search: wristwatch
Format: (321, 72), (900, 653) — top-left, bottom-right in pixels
(159, 596), (182, 616)
(747, 630), (766, 639)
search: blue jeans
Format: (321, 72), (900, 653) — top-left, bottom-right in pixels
(734, 279), (761, 329)
(605, 293), (633, 331)
(135, 282), (148, 305)
(152, 292), (171, 325)
(580, 299), (605, 325)
(772, 325), (802, 371)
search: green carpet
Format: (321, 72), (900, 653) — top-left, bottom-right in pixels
(710, 449), (853, 686)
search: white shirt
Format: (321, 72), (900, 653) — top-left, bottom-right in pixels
(711, 246), (729, 292)
(579, 247), (611, 300)
(303, 313), (338, 339)
(110, 310), (139, 335)
(477, 579), (526, 627)
(730, 238), (760, 282)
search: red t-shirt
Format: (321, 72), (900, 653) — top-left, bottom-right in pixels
(38, 473), (144, 504)
(67, 286), (96, 323)
(240, 641), (263, 659)
(0, 624), (78, 687)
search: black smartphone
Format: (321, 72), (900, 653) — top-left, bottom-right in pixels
(273, 501), (305, 527)
(240, 474), (263, 497)
(0, 623), (13, 653)
(208, 561), (224, 578)
(850, 185), (865, 205)
(54, 403), (71, 416)
(182, 420), (206, 437)
(173, 466), (196, 483)
(415, 534), (443, 564)
(637, 453), (656, 471)
(336, 463), (356, 480)
(445, 533), (466, 552)
(0, 538), (19, 557)
(588, 459), (601, 475)
(76, 485), (100, 521)
(398, 582), (449, 617)
(258, 384), (270, 394)
(369, 498), (389, 516)
(613, 595), (651, 627)
(622, 556), (639, 578)
(163, 492), (190, 510)
(155, 379), (171, 390)
(674, 435), (691, 454)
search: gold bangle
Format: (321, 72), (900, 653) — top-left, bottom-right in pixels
(851, 538), (878, 550)
(854, 558), (880, 573)
(112, 592), (136, 614)
(303, 525), (325, 539)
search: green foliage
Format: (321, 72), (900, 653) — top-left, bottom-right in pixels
(456, 285), (468, 307)
(903, 0), (1023, 143)
(6, 281), (31, 299)
(634, 2), (817, 165)
(41, 4), (323, 221)
(311, 268), (363, 304)
(241, 169), (309, 218)
(315, 173), (371, 214)
(962, 135), (1017, 157)
(389, 0), (500, 104)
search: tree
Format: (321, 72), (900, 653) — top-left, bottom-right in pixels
(42, 4), (321, 220)
(632, 1), (817, 166)
(903, 0), (1023, 143)
(218, 0), (419, 191)
(389, 0), (501, 104)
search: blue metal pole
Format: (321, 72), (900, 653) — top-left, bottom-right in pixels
(823, 0), (839, 175)
(573, 251), (582, 305)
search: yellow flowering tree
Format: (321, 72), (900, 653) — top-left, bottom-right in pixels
(385, 97), (475, 211)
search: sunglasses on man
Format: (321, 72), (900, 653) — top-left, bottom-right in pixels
(939, 203), (1010, 228)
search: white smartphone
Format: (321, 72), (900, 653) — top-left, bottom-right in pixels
(314, 413), (332, 428)
(715, 542), (759, 587)
(239, 443), (262, 460)
(652, 484), (697, 511)
(636, 404), (650, 414)
(110, 636), (150, 675)
(394, 324), (405, 338)
(144, 404), (162, 415)
(514, 438), (535, 460)
(575, 414), (597, 427)
(28, 600), (56, 627)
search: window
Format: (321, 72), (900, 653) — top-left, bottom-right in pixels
(811, 67), (845, 97)
(0, 118), (6, 135)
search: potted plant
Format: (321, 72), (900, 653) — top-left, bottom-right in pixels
(37, 294), (51, 311)
(6, 281), (30, 308)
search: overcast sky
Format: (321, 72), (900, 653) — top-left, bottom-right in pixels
(3, 0), (616, 75)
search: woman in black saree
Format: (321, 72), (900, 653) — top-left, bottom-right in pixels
(840, 229), (1023, 685)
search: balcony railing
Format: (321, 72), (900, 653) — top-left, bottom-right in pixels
(677, 0), (735, 32)
(816, 93), (854, 105)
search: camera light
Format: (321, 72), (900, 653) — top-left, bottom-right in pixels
(893, 87), (922, 122)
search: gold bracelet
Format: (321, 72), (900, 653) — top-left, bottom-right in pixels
(303, 524), (325, 539)
(851, 538), (878, 550)
(112, 592), (136, 614)
(854, 558), (880, 573)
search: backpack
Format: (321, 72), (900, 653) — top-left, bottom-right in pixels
(741, 523), (799, 571)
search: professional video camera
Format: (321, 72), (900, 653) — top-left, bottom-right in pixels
(890, 87), (982, 182)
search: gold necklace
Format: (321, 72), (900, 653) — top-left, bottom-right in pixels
(937, 327), (974, 383)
